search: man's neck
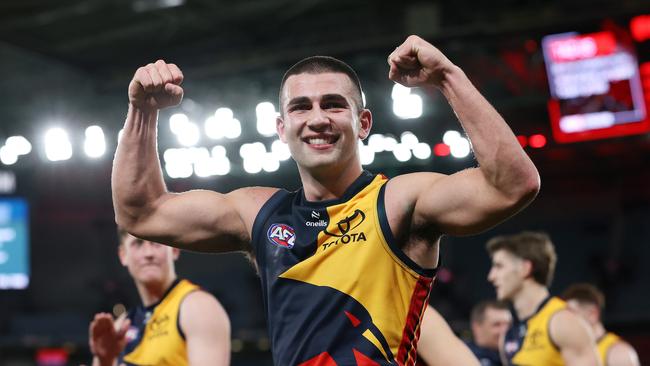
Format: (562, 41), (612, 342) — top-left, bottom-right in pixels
(299, 162), (363, 201)
(512, 281), (549, 320)
(136, 275), (177, 307)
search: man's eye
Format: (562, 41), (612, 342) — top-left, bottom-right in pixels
(323, 102), (344, 109)
(290, 105), (309, 111)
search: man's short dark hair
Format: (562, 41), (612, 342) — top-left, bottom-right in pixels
(486, 231), (557, 287)
(117, 226), (129, 246)
(279, 56), (364, 114)
(470, 300), (509, 325)
(562, 283), (605, 310)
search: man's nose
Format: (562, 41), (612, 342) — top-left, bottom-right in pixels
(306, 106), (330, 130)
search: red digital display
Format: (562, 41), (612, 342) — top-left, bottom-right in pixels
(542, 28), (650, 143)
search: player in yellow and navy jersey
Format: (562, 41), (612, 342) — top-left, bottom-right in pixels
(113, 34), (541, 365)
(88, 229), (230, 366)
(563, 283), (640, 366)
(487, 232), (600, 366)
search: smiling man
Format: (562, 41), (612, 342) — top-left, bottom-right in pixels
(88, 228), (230, 366)
(112, 35), (540, 365)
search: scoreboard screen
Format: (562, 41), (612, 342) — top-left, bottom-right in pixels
(0, 198), (29, 290)
(542, 15), (650, 143)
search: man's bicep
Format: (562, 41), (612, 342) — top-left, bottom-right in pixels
(550, 311), (601, 366)
(129, 187), (274, 252)
(412, 168), (524, 236)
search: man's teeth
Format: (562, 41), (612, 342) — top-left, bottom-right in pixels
(309, 138), (330, 145)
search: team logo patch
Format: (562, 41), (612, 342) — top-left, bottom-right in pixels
(323, 209), (365, 237)
(267, 223), (296, 249)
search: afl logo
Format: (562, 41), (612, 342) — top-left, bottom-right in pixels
(267, 223), (296, 249)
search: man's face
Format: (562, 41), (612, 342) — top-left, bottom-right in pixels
(119, 234), (178, 286)
(488, 249), (528, 301)
(566, 299), (599, 326)
(277, 72), (371, 171)
(472, 307), (512, 350)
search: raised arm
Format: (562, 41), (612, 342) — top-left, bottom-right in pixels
(417, 305), (480, 366)
(180, 291), (231, 366)
(549, 309), (601, 366)
(112, 60), (276, 252)
(89, 313), (131, 366)
(386, 36), (540, 237)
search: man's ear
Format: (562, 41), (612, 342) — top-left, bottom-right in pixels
(118, 245), (128, 267)
(358, 109), (372, 140)
(172, 247), (180, 261)
(276, 116), (287, 143)
(521, 259), (533, 279)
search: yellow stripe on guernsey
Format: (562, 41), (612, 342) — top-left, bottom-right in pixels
(598, 332), (621, 366)
(512, 297), (566, 366)
(123, 280), (198, 366)
(279, 175), (428, 363)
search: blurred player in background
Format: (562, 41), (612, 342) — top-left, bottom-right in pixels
(88, 228), (230, 366)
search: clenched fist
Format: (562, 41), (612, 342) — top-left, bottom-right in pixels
(128, 60), (184, 111)
(388, 35), (455, 89)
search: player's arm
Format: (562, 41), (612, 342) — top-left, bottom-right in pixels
(180, 291), (231, 366)
(112, 60), (277, 252)
(417, 305), (480, 366)
(387, 36), (539, 236)
(607, 341), (640, 366)
(549, 309), (601, 366)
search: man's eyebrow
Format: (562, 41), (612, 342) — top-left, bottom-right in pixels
(321, 94), (348, 103)
(286, 96), (311, 107)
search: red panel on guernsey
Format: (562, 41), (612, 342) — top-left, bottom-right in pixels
(353, 349), (382, 365)
(299, 352), (338, 366)
(396, 275), (434, 365)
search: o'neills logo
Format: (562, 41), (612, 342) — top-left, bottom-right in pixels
(306, 219), (328, 227)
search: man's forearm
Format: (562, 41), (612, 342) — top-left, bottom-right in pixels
(111, 105), (168, 230)
(437, 65), (540, 197)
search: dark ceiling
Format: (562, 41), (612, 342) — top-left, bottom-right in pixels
(0, 0), (649, 168)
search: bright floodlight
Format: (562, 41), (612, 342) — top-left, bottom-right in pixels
(84, 126), (106, 158)
(391, 84), (411, 100)
(400, 131), (419, 149)
(6, 136), (32, 156)
(367, 134), (385, 153)
(177, 121), (200, 147)
(163, 148), (193, 178)
(262, 153), (280, 172)
(412, 142), (432, 159)
(215, 108), (234, 123)
(271, 139), (291, 161)
(362, 91), (367, 107)
(169, 113), (189, 135)
(224, 118), (241, 139)
(44, 128), (72, 162)
(211, 145), (227, 157)
(443, 130), (461, 145)
(0, 146), (17, 165)
(392, 143), (412, 162)
(450, 137), (471, 158)
(256, 102), (279, 137)
(393, 94), (423, 119)
(383, 136), (398, 152)
(205, 116), (225, 140)
(359, 144), (375, 165)
(243, 158), (263, 174)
